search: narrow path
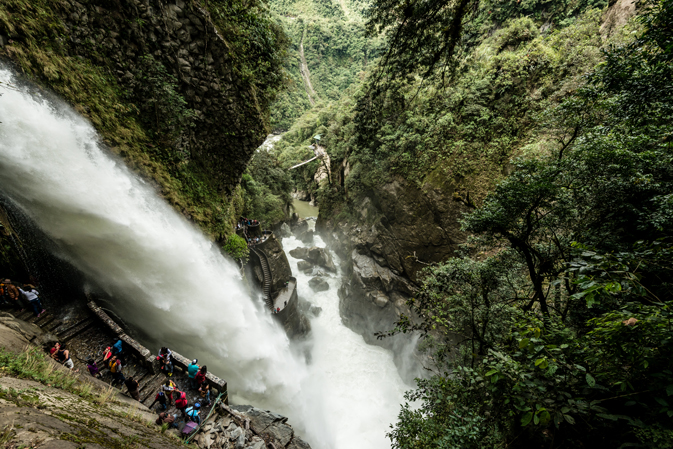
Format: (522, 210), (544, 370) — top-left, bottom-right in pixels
(299, 28), (317, 106)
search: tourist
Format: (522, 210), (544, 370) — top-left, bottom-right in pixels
(3, 279), (21, 310)
(111, 339), (123, 356)
(49, 342), (60, 358)
(158, 346), (173, 376)
(185, 403), (202, 424)
(158, 346), (172, 361)
(199, 382), (211, 406)
(155, 412), (178, 429)
(276, 307), (280, 313)
(102, 346), (113, 362)
(160, 357), (174, 377)
(149, 391), (168, 411)
(19, 284), (45, 317)
(86, 358), (101, 378)
(56, 342), (74, 370)
(161, 379), (176, 405)
(0, 279), (8, 306)
(175, 390), (188, 416)
(109, 355), (125, 384)
(187, 359), (200, 389)
(125, 376), (140, 401)
(195, 365), (207, 388)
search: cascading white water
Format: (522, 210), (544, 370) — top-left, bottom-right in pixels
(283, 228), (409, 448)
(0, 66), (409, 448)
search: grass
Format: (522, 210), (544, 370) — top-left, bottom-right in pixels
(0, 347), (183, 448)
(94, 385), (116, 406)
(0, 424), (14, 444)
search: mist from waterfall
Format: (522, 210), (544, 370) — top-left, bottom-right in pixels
(0, 65), (409, 448)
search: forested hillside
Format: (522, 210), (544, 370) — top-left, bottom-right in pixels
(269, 0), (673, 446)
(236, 0), (385, 227)
(268, 0), (385, 130)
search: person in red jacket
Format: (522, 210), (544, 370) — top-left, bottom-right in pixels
(195, 365), (207, 388)
(175, 390), (188, 417)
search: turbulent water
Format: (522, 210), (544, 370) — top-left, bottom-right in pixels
(0, 66), (409, 448)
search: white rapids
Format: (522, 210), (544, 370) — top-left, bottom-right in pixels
(0, 65), (409, 449)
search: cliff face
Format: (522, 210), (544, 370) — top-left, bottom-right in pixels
(318, 176), (469, 376)
(0, 0), (286, 239)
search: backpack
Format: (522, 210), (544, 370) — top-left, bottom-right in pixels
(182, 421), (198, 435)
(175, 395), (188, 408)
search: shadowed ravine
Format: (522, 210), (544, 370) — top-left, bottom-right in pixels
(0, 64), (409, 448)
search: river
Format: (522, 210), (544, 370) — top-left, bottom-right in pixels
(0, 64), (409, 449)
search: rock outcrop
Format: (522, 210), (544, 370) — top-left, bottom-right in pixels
(318, 176), (468, 381)
(289, 246), (336, 272)
(196, 404), (311, 449)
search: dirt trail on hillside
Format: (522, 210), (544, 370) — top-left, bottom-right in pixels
(299, 29), (317, 106)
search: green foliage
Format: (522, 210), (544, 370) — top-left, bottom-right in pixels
(207, 0), (289, 116)
(240, 147), (293, 226)
(383, 0), (673, 447)
(0, 0), (289, 242)
(129, 56), (195, 145)
(222, 234), (249, 264)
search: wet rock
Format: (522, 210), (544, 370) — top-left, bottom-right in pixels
(289, 247), (309, 259)
(277, 222), (291, 238)
(230, 426), (243, 440)
(307, 247), (335, 272)
(236, 434), (246, 449)
(292, 218), (309, 236)
(297, 260), (313, 271)
(231, 405), (294, 447)
(245, 437), (265, 449)
(308, 304), (322, 317)
(290, 247), (335, 272)
(299, 230), (315, 244)
(308, 277), (329, 292)
(287, 437), (313, 449)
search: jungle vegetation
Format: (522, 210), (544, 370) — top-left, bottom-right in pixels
(378, 0), (673, 447)
(270, 0), (673, 446)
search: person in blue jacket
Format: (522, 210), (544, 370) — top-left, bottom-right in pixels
(185, 403), (201, 424)
(187, 359), (200, 389)
(111, 339), (123, 356)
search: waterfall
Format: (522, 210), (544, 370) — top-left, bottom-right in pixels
(0, 65), (408, 449)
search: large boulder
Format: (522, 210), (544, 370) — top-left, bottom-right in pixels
(230, 405), (306, 448)
(289, 247), (309, 260)
(291, 218), (309, 235)
(308, 276), (329, 292)
(290, 246), (335, 272)
(276, 222), (291, 239)
(307, 247), (336, 272)
(297, 260), (313, 271)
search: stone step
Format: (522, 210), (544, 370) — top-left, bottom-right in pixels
(35, 313), (55, 328)
(16, 310), (33, 321)
(59, 319), (96, 342)
(138, 373), (163, 401)
(43, 319), (63, 333)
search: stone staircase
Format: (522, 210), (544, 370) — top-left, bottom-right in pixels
(3, 301), (227, 419)
(250, 247), (273, 311)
